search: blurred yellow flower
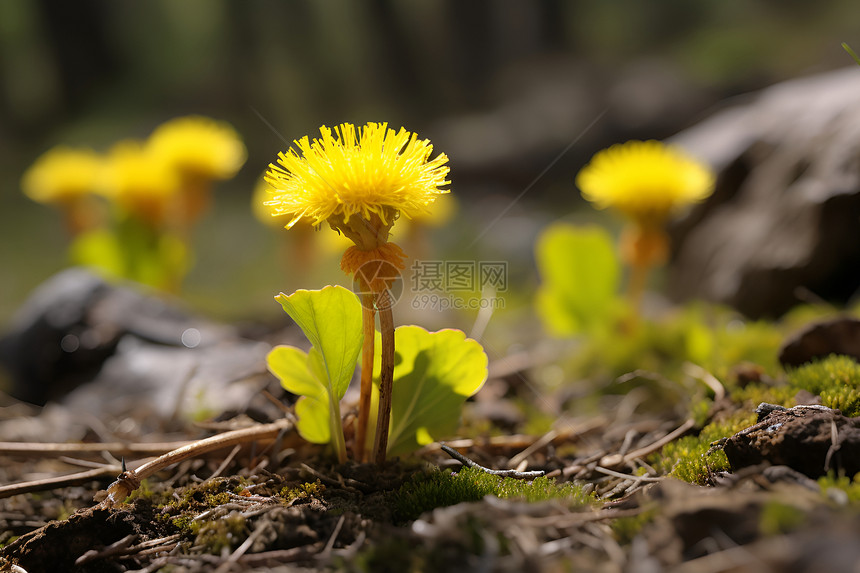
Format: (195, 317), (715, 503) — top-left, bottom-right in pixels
(252, 174), (349, 279)
(21, 146), (103, 204)
(576, 140), (714, 225)
(406, 191), (457, 228)
(251, 175), (282, 228)
(103, 140), (179, 226)
(264, 122), (450, 229)
(148, 115), (246, 180)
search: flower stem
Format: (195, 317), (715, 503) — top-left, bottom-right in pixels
(354, 293), (376, 462)
(372, 289), (395, 464)
(627, 260), (650, 315)
(621, 223), (667, 322)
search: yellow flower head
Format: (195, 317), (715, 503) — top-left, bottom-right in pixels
(576, 140), (714, 225)
(406, 191), (457, 228)
(21, 146), (103, 204)
(147, 115), (247, 180)
(103, 140), (180, 225)
(264, 122), (450, 229)
(252, 175), (352, 256)
(251, 175), (282, 228)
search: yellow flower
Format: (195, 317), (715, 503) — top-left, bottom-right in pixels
(576, 140), (714, 225)
(252, 175), (351, 256)
(406, 192), (457, 228)
(21, 146), (103, 204)
(252, 175), (282, 228)
(265, 123), (450, 465)
(102, 140), (180, 226)
(147, 115), (246, 180)
(264, 122), (450, 229)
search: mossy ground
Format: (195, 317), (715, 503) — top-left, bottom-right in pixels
(392, 465), (595, 522)
(650, 353), (860, 485)
(6, 308), (860, 570)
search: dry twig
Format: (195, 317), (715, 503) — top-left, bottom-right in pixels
(440, 443), (546, 479)
(683, 362), (727, 402)
(598, 418), (696, 468)
(0, 440), (193, 459)
(0, 466), (122, 500)
(99, 417), (294, 507)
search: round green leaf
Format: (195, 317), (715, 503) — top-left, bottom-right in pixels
(294, 396), (331, 443)
(386, 326), (488, 456)
(535, 223), (620, 336)
(267, 345), (322, 399)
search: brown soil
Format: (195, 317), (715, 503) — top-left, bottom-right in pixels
(3, 397), (860, 572)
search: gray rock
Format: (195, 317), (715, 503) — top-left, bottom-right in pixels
(778, 316), (860, 368)
(1, 268), (121, 404)
(669, 67), (860, 317)
(0, 269), (282, 436)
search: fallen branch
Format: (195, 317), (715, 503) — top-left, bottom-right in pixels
(420, 417), (606, 456)
(440, 443), (546, 479)
(0, 440), (195, 459)
(75, 534), (137, 566)
(683, 362), (727, 402)
(0, 466), (121, 500)
(598, 418), (696, 469)
(98, 417), (295, 508)
(592, 465), (664, 482)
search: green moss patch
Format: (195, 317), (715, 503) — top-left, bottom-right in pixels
(392, 466), (595, 522)
(787, 355), (860, 416)
(651, 413), (756, 485)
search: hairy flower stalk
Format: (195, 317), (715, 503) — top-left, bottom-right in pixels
(576, 140), (714, 315)
(374, 289), (396, 463)
(265, 122), (449, 463)
(357, 294), (376, 461)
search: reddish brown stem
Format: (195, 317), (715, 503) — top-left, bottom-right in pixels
(372, 290), (395, 464)
(354, 293), (376, 461)
(627, 260), (650, 315)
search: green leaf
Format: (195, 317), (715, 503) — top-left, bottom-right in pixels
(275, 286), (363, 395)
(267, 345), (324, 401)
(382, 326), (488, 457)
(269, 286), (363, 460)
(69, 229), (125, 278)
(535, 223), (620, 336)
(267, 346), (330, 443)
(843, 42), (860, 66)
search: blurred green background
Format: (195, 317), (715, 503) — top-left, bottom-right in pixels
(1, 0), (857, 326)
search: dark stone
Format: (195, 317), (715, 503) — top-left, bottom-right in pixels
(779, 317), (860, 368)
(0, 268), (238, 405)
(668, 67), (860, 318)
(0, 269), (282, 432)
(723, 404), (860, 478)
(0, 269), (117, 404)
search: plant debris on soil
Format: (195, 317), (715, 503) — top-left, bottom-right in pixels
(5, 382), (860, 572)
(5, 283), (860, 572)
